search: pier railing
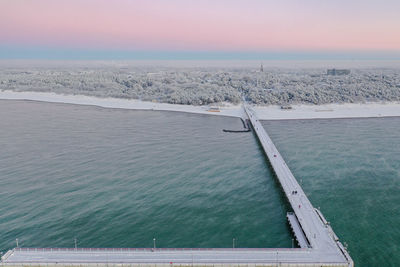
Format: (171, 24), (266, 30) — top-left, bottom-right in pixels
(12, 247), (306, 252)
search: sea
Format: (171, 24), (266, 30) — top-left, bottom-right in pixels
(0, 100), (399, 266)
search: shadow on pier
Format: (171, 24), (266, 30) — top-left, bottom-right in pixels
(223, 118), (251, 133)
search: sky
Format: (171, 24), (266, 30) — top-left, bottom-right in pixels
(1, 0), (400, 59)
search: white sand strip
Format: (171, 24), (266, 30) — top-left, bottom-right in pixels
(1, 90), (400, 120)
(254, 102), (400, 120)
(0, 90), (244, 118)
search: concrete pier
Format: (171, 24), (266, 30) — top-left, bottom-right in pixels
(2, 247), (350, 267)
(1, 105), (353, 267)
(244, 104), (353, 266)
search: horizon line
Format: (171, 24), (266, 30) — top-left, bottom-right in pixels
(1, 47), (400, 61)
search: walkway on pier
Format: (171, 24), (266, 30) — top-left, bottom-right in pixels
(3, 247), (348, 266)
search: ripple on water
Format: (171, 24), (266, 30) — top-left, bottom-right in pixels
(0, 100), (290, 251)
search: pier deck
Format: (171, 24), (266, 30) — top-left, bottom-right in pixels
(1, 105), (353, 267)
(3, 247), (348, 266)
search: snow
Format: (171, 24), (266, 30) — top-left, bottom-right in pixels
(254, 102), (400, 120)
(0, 90), (244, 118)
(1, 65), (400, 106)
(1, 90), (400, 120)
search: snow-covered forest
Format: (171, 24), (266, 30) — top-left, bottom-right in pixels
(1, 66), (400, 105)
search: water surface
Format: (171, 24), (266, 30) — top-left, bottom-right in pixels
(0, 100), (290, 252)
(1, 100), (399, 266)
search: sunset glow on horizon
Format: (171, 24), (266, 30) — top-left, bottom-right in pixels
(1, 0), (400, 58)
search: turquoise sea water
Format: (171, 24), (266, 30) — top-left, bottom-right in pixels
(0, 100), (399, 266)
(0, 100), (290, 251)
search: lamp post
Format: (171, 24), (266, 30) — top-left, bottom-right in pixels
(153, 238), (156, 249)
(232, 238), (236, 249)
(74, 238), (77, 250)
(16, 239), (19, 248)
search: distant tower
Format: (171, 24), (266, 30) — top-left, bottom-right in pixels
(260, 63), (264, 72)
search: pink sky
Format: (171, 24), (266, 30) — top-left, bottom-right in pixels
(1, 0), (400, 51)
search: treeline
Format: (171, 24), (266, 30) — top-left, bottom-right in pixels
(1, 67), (400, 105)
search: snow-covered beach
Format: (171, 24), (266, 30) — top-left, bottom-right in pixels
(0, 90), (244, 118)
(2, 90), (400, 120)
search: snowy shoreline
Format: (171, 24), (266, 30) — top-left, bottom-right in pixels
(1, 90), (400, 120)
(0, 90), (245, 118)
